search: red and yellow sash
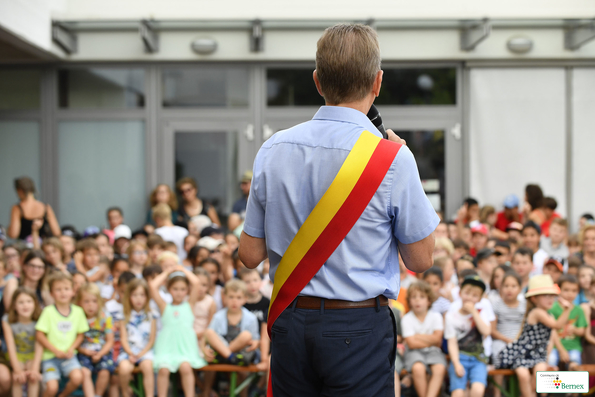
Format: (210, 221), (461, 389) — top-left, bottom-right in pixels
(266, 131), (402, 395)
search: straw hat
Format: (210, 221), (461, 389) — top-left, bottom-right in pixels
(525, 274), (560, 298)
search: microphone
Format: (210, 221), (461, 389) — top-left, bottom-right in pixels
(366, 104), (387, 139)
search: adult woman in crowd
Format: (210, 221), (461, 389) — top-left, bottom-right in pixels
(7, 177), (61, 241)
(176, 177), (221, 227)
(146, 184), (179, 226)
(2, 250), (52, 311)
(523, 183), (546, 226)
(575, 225), (595, 267)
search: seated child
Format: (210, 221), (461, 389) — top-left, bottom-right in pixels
(575, 265), (595, 305)
(76, 283), (115, 397)
(540, 218), (569, 261)
(239, 268), (271, 369)
(542, 258), (563, 286)
(445, 275), (491, 397)
(74, 239), (109, 288)
(423, 267), (450, 315)
(433, 256), (456, 300)
(100, 258), (130, 300)
(402, 282), (446, 397)
(203, 279), (260, 365)
(202, 279), (260, 397)
(192, 268), (216, 340)
(548, 274), (587, 371)
(511, 247), (534, 294)
(36, 272), (89, 397)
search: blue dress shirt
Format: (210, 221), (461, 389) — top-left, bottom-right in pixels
(243, 106), (439, 301)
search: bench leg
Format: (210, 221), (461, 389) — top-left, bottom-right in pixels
(229, 372), (237, 397)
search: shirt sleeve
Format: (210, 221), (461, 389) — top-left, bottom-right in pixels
(444, 312), (456, 340)
(208, 311), (226, 337)
(35, 308), (50, 333)
(243, 153), (266, 239)
(432, 312), (444, 331)
(575, 306), (588, 328)
(244, 310), (261, 341)
(104, 316), (113, 334)
(401, 313), (414, 338)
(390, 146), (440, 244)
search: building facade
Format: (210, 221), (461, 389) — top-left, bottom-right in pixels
(1, 0), (594, 232)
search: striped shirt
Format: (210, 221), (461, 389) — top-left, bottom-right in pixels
(491, 294), (526, 340)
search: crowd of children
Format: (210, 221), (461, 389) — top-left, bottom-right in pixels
(1, 180), (595, 397)
(0, 190), (272, 397)
(392, 192), (595, 397)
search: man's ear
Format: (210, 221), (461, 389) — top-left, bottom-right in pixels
(313, 70), (324, 97)
(372, 70), (383, 97)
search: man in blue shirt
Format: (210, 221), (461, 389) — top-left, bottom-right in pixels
(239, 23), (438, 396)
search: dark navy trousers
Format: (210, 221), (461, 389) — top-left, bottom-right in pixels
(270, 301), (396, 396)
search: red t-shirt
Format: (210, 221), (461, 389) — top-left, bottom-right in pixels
(541, 212), (561, 237)
(495, 211), (523, 232)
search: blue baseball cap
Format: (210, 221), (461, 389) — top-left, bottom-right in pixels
(503, 194), (520, 209)
(83, 226), (101, 238)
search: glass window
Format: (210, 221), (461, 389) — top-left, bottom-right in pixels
(0, 121), (40, 226)
(175, 131), (238, 213)
(267, 68), (323, 107)
(376, 68), (456, 105)
(58, 68), (145, 108)
(391, 129), (445, 211)
(162, 68), (249, 108)
(0, 70), (41, 110)
(58, 121), (145, 231)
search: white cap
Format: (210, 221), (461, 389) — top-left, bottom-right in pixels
(197, 236), (224, 251)
(113, 224), (132, 240)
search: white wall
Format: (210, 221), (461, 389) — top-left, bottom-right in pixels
(0, 0), (53, 50)
(54, 0), (595, 20)
(469, 68), (567, 216)
(571, 68), (595, 231)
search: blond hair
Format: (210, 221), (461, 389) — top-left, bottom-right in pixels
(434, 237), (455, 256)
(122, 278), (152, 323)
(579, 225), (595, 246)
(315, 24), (380, 105)
(224, 279), (247, 296)
(157, 251), (179, 265)
(76, 282), (104, 311)
(152, 203), (172, 222)
(46, 271), (73, 292)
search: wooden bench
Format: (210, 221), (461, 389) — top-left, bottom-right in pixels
(198, 364), (262, 397)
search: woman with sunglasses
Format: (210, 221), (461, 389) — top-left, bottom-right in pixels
(175, 177), (221, 227)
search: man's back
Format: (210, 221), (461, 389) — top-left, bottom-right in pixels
(244, 106), (438, 301)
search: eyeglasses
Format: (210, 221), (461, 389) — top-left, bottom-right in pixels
(132, 250), (148, 256)
(25, 263), (45, 271)
(180, 187), (194, 194)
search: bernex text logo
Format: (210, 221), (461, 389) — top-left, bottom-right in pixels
(536, 371), (589, 394)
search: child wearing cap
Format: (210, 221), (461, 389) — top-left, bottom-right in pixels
(445, 275), (492, 397)
(548, 275), (587, 371)
(497, 274), (572, 397)
(542, 258), (563, 286)
(469, 225), (488, 258)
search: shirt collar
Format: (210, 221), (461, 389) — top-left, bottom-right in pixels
(312, 106), (383, 138)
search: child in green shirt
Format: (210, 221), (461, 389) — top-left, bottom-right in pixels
(548, 275), (587, 371)
(36, 272), (89, 397)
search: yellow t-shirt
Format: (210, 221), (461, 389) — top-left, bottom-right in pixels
(35, 305), (89, 361)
